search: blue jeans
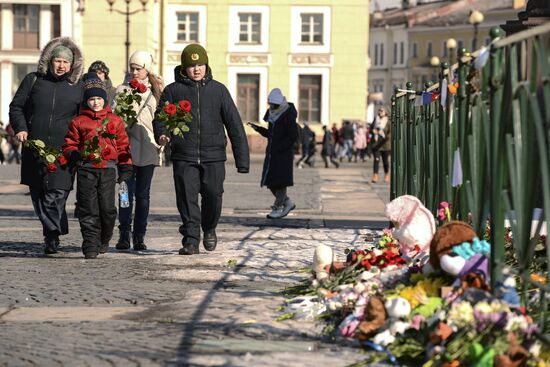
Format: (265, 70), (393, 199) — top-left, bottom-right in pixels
(118, 165), (155, 235)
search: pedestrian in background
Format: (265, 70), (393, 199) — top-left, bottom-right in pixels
(296, 122), (315, 168)
(249, 88), (297, 219)
(354, 123), (368, 162)
(113, 51), (164, 251)
(154, 44), (249, 255)
(321, 125), (339, 168)
(371, 106), (391, 183)
(9, 37), (83, 255)
(339, 120), (355, 162)
(88, 60), (117, 105)
(61, 73), (133, 259)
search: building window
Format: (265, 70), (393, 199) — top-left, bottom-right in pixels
(380, 43), (384, 65)
(412, 43), (418, 58)
(299, 75), (322, 123)
(12, 64), (35, 95)
(52, 5), (61, 38)
(228, 6), (269, 53)
(13, 4), (39, 49)
(426, 41), (433, 57)
(238, 13), (261, 44)
(236, 74), (260, 122)
(300, 13), (323, 44)
(458, 39), (463, 50)
(443, 41), (448, 57)
(400, 41), (404, 64)
(374, 44), (379, 66)
(176, 12), (199, 42)
(393, 42), (397, 65)
(291, 6), (330, 54)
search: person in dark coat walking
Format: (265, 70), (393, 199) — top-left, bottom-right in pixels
(154, 44), (249, 255)
(249, 88), (298, 219)
(321, 125), (339, 168)
(9, 37), (84, 254)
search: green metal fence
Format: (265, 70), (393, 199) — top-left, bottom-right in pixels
(391, 22), (550, 331)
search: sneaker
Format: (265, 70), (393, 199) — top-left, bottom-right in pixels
(279, 199), (296, 218)
(267, 205), (284, 219)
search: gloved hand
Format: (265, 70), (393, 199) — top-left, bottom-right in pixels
(237, 167), (249, 174)
(118, 165), (133, 183)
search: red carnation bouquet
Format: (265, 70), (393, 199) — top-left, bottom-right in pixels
(23, 139), (61, 173)
(156, 100), (192, 138)
(114, 78), (148, 128)
(79, 117), (118, 168)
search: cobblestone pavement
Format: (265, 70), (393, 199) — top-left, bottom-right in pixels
(0, 155), (390, 367)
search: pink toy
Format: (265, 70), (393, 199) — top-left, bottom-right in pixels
(385, 195), (436, 257)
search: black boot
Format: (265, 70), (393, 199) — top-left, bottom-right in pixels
(44, 235), (58, 255)
(179, 238), (199, 255)
(203, 230), (217, 251)
(116, 230), (131, 250)
(133, 233), (147, 251)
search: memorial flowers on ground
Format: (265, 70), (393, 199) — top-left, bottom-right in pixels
(278, 195), (549, 366)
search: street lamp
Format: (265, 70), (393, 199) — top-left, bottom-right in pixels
(107, 0), (151, 74)
(469, 10), (484, 50)
(446, 37), (457, 65)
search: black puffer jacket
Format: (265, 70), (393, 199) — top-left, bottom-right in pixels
(153, 66), (249, 171)
(9, 37), (84, 190)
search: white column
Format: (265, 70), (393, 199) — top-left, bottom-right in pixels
(39, 5), (51, 49)
(60, 0), (74, 37)
(1, 62), (13, 125)
(1, 4), (13, 50)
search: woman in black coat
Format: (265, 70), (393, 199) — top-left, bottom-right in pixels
(9, 37), (84, 254)
(250, 88), (298, 219)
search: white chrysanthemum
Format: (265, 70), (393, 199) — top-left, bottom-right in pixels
(504, 314), (529, 332)
(448, 301), (474, 328)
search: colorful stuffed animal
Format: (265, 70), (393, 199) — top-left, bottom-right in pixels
(429, 221), (477, 270)
(385, 195), (436, 257)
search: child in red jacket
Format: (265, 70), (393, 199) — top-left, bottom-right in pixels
(61, 73), (133, 259)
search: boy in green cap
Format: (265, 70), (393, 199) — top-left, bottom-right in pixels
(154, 44), (249, 255)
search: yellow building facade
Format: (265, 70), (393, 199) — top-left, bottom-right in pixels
(82, 0), (369, 126)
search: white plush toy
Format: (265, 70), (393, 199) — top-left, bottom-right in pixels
(372, 297), (412, 346)
(312, 244), (334, 281)
(385, 195), (436, 257)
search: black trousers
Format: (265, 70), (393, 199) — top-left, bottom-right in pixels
(373, 150), (391, 174)
(77, 167), (117, 254)
(30, 188), (70, 238)
(173, 160), (225, 246)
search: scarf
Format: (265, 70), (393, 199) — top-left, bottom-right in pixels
(267, 99), (289, 124)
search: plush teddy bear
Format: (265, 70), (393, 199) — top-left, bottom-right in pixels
(357, 296), (387, 339)
(385, 195), (436, 257)
(429, 221), (477, 270)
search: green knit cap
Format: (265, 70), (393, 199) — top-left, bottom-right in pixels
(181, 44), (209, 69)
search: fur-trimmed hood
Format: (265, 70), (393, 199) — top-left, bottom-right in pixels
(37, 37), (84, 85)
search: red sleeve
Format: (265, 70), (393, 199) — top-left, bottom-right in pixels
(62, 118), (81, 157)
(113, 115), (132, 165)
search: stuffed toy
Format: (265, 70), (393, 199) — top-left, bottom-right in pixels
(313, 244), (333, 281)
(429, 221), (477, 270)
(370, 297), (412, 346)
(357, 296), (387, 339)
(385, 195), (436, 257)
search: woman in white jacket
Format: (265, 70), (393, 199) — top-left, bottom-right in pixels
(114, 51), (164, 251)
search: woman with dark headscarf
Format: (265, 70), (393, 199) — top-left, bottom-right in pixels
(9, 37), (84, 254)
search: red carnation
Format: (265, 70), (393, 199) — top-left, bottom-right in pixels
(179, 100), (191, 113)
(138, 83), (147, 94)
(129, 79), (140, 89)
(106, 121), (117, 135)
(164, 103), (177, 116)
(87, 153), (97, 161)
(101, 146), (112, 160)
(47, 163), (57, 173)
(57, 155), (68, 166)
